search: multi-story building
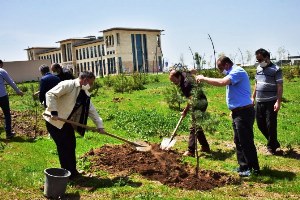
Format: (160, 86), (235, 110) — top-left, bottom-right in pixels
(25, 27), (164, 77)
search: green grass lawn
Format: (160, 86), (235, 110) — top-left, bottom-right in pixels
(0, 73), (299, 199)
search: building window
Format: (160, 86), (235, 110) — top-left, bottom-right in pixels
(103, 59), (106, 75)
(95, 61), (98, 75)
(91, 61), (94, 74)
(76, 50), (79, 60)
(94, 46), (97, 57)
(79, 49), (82, 60)
(118, 57), (122, 73)
(131, 34), (137, 71)
(56, 53), (59, 63)
(86, 47), (89, 59)
(157, 35), (161, 47)
(59, 53), (61, 63)
(84, 62), (87, 71)
(67, 43), (72, 61)
(116, 33), (120, 45)
(90, 46), (94, 58)
(98, 45), (101, 56)
(83, 48), (86, 59)
(105, 36), (108, 46)
(102, 44), (105, 56)
(143, 34), (149, 72)
(136, 34), (143, 72)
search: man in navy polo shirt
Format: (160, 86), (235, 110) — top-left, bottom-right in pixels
(196, 56), (260, 177)
(38, 65), (61, 108)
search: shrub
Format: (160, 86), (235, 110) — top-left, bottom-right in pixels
(113, 74), (133, 93)
(103, 75), (114, 87)
(131, 72), (146, 90)
(284, 69), (294, 81)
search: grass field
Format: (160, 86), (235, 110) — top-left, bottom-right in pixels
(0, 73), (299, 199)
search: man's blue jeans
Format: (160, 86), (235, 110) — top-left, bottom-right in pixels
(0, 95), (12, 135)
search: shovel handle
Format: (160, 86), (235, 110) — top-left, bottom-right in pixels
(170, 115), (184, 138)
(43, 113), (145, 147)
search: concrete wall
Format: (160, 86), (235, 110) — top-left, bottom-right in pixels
(3, 60), (51, 83)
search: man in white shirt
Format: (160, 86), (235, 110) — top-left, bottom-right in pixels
(44, 71), (104, 179)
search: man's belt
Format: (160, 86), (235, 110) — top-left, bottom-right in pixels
(231, 104), (253, 112)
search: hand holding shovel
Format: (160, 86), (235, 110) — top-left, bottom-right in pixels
(43, 113), (151, 152)
(160, 115), (185, 150)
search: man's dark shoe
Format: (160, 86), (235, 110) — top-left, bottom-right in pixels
(267, 148), (276, 155)
(252, 169), (260, 176)
(183, 151), (195, 157)
(70, 170), (84, 180)
(201, 146), (211, 153)
(233, 167), (248, 173)
(6, 132), (15, 139)
(238, 169), (251, 177)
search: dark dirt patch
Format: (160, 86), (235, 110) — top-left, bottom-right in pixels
(84, 143), (238, 191)
(0, 110), (48, 137)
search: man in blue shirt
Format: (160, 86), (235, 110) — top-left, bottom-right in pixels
(196, 56), (260, 177)
(0, 60), (24, 139)
(38, 65), (61, 108)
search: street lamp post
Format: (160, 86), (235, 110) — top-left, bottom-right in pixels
(208, 34), (217, 70)
(189, 46), (195, 69)
(238, 48), (244, 67)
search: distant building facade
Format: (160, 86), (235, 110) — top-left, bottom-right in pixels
(25, 27), (164, 77)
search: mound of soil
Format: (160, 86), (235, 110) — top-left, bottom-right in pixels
(85, 144), (238, 191)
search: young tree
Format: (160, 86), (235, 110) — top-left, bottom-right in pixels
(194, 52), (202, 70)
(245, 50), (253, 66)
(180, 54), (185, 66)
(277, 46), (287, 60)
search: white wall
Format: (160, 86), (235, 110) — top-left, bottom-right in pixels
(3, 60), (51, 83)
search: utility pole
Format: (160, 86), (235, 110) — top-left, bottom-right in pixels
(238, 48), (244, 67)
(208, 34), (217, 70)
(188, 46), (195, 69)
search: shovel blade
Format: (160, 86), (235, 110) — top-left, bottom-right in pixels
(134, 141), (152, 152)
(160, 137), (177, 150)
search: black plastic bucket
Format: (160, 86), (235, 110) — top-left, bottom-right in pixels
(44, 168), (71, 198)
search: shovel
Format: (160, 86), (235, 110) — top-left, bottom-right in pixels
(160, 115), (184, 150)
(43, 113), (151, 152)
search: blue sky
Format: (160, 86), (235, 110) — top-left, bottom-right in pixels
(1, 0), (299, 67)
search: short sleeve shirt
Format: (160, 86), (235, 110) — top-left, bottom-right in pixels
(225, 65), (252, 110)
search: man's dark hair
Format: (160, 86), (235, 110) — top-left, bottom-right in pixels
(52, 63), (62, 71)
(79, 71), (95, 79)
(170, 69), (182, 78)
(218, 56), (233, 66)
(39, 64), (50, 75)
(0, 60), (3, 64)
(255, 48), (270, 58)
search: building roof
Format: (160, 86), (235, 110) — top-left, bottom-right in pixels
(56, 37), (92, 43)
(39, 48), (61, 54)
(101, 27), (164, 33)
(24, 47), (57, 50)
(73, 38), (104, 47)
(289, 56), (300, 59)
